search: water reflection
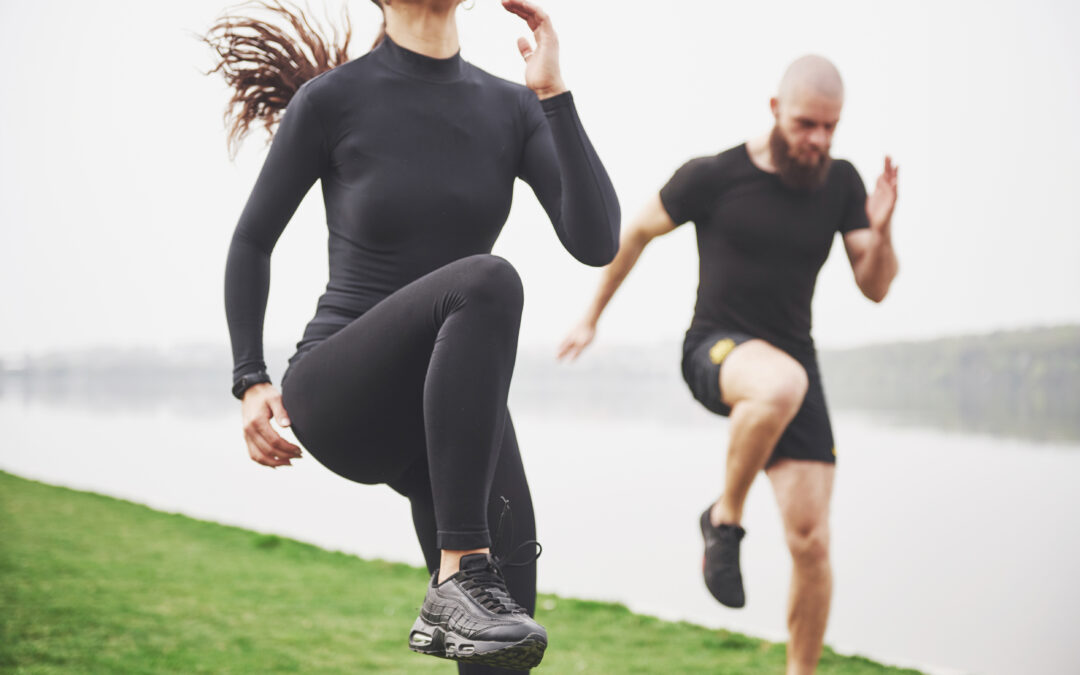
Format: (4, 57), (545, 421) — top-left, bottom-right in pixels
(2, 339), (1079, 675)
(2, 398), (1078, 675)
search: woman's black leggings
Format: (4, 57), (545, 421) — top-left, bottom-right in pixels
(281, 254), (537, 675)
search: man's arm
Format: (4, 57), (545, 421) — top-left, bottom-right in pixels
(844, 156), (899, 303)
(557, 193), (677, 360)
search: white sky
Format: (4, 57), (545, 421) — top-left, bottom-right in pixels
(1, 0), (1078, 358)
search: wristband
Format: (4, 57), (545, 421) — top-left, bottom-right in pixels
(232, 371), (271, 400)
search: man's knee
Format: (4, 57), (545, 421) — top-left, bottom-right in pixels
(724, 342), (808, 419)
(764, 364), (809, 419)
(786, 522), (830, 567)
(743, 362), (808, 423)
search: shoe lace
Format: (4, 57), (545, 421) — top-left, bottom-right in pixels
(458, 497), (542, 615)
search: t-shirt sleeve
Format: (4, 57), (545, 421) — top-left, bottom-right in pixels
(839, 161), (871, 234)
(659, 157), (714, 226)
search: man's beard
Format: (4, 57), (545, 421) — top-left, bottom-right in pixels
(769, 126), (833, 191)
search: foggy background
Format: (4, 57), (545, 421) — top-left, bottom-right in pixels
(1, 0), (1078, 358)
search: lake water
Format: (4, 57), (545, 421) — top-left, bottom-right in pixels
(2, 387), (1078, 675)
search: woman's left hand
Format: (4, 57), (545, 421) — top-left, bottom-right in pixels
(502, 0), (567, 100)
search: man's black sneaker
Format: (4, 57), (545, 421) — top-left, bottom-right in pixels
(700, 507), (747, 608)
(408, 553), (547, 669)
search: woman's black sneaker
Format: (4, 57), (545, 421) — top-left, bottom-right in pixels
(408, 553), (547, 669)
(700, 507), (747, 608)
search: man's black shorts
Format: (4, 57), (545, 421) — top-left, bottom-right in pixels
(681, 329), (837, 467)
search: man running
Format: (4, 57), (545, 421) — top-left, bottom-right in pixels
(558, 55), (898, 675)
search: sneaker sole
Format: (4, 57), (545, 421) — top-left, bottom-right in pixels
(408, 617), (547, 669)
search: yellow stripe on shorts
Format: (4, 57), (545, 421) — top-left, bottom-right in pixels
(708, 338), (737, 365)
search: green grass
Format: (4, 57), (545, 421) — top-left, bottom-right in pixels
(0, 471), (920, 674)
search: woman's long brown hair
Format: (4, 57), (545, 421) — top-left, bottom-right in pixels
(205, 1), (374, 156)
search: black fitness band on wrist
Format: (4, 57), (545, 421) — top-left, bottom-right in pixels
(232, 370), (271, 400)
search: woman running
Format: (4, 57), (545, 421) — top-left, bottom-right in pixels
(208, 0), (619, 671)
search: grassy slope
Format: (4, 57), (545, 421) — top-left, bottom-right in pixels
(0, 471), (919, 674)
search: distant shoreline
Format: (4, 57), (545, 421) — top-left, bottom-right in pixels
(2, 325), (1077, 443)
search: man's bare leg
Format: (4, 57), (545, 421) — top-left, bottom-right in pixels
(709, 339), (808, 526)
(767, 458), (835, 675)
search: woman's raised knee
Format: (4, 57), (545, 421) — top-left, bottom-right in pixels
(456, 254), (524, 313)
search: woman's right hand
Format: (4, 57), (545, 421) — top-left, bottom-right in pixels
(241, 383), (302, 468)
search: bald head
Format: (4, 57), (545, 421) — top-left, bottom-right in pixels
(778, 55), (844, 105)
(767, 56), (844, 190)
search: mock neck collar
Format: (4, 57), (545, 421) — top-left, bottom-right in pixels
(373, 33), (465, 83)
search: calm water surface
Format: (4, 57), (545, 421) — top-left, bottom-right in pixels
(2, 396), (1078, 675)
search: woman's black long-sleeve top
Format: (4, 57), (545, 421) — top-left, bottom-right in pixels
(225, 36), (621, 382)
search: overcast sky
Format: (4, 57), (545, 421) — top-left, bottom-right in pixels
(1, 0), (1078, 360)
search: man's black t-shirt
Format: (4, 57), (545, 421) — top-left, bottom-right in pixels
(660, 143), (869, 359)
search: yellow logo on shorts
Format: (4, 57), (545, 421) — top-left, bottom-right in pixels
(832, 446), (837, 456)
(708, 338), (736, 365)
